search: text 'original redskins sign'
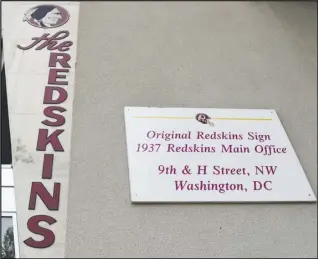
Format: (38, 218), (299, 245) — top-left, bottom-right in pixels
(14, 4), (76, 251)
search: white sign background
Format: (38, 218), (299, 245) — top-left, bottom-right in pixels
(124, 107), (316, 203)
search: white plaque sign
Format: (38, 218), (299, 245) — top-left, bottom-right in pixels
(124, 107), (316, 203)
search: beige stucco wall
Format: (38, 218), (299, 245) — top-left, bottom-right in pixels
(65, 2), (317, 258)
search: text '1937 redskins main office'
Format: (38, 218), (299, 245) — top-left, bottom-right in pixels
(1, 1), (317, 258)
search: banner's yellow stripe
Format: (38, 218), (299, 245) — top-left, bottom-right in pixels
(133, 116), (272, 121)
(214, 118), (272, 121)
(133, 116), (192, 120)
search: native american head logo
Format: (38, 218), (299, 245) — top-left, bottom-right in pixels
(23, 5), (69, 29)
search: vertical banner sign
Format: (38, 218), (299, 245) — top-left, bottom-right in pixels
(2, 2), (80, 258)
(124, 107), (316, 203)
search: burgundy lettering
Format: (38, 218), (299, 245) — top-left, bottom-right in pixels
(24, 215), (57, 248)
(57, 41), (73, 52)
(28, 182), (60, 210)
(197, 165), (207, 175)
(49, 53), (71, 68)
(37, 31), (70, 50)
(17, 31), (72, 51)
(23, 28), (74, 251)
(42, 154), (54, 179)
(42, 106), (66, 127)
(264, 181), (272, 190)
(43, 86), (68, 104)
(253, 181), (272, 191)
(37, 129), (64, 152)
(48, 69), (69, 85)
(17, 34), (50, 50)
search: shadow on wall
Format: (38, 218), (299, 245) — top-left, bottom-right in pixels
(266, 1), (317, 64)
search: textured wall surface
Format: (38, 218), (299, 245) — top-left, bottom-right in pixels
(65, 2), (317, 258)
